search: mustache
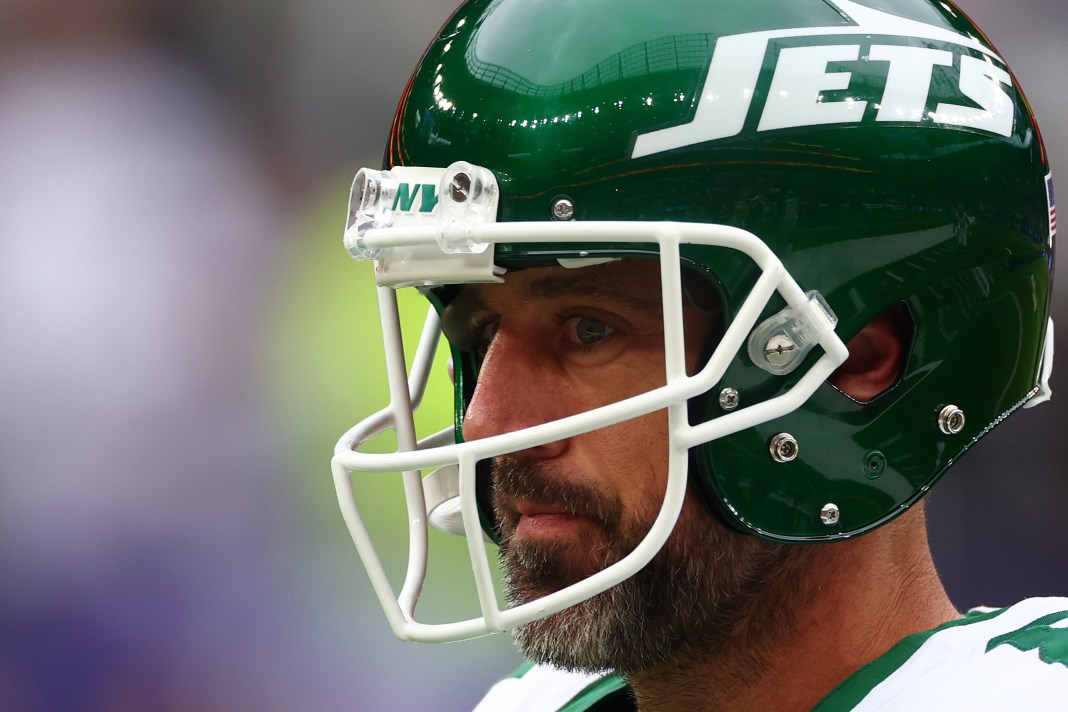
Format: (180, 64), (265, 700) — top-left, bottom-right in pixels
(490, 458), (623, 535)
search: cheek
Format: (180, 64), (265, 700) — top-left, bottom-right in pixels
(566, 346), (668, 409)
(577, 408), (672, 506)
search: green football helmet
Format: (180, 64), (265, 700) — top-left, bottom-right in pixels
(333, 0), (1055, 642)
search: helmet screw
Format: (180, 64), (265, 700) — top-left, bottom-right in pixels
(763, 334), (797, 367)
(450, 172), (472, 202)
(937, 405), (966, 435)
(769, 433), (798, 463)
(820, 503), (841, 527)
(718, 387), (740, 411)
(551, 196), (575, 221)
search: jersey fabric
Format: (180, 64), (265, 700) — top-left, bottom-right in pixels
(472, 597), (1068, 711)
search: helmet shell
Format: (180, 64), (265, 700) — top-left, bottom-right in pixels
(388, 0), (1054, 540)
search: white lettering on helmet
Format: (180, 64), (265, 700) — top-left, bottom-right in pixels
(631, 0), (1013, 158)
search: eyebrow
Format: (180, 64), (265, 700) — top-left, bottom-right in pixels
(515, 271), (664, 317)
(441, 269), (664, 348)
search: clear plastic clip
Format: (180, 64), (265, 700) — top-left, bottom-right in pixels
(436, 162), (497, 255)
(344, 168), (399, 260)
(748, 291), (838, 376)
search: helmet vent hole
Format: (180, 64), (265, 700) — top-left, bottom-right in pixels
(830, 303), (913, 403)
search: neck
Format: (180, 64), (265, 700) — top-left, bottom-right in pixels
(626, 506), (959, 712)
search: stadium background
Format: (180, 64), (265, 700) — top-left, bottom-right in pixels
(0, 0), (1065, 709)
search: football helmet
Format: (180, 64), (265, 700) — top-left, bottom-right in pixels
(332, 0), (1055, 643)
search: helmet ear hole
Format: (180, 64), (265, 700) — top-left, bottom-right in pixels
(830, 303), (913, 403)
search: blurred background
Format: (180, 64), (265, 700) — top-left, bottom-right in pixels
(0, 0), (1064, 709)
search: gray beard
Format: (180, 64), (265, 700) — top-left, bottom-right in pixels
(492, 459), (808, 675)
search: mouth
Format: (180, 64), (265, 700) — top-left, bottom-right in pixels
(501, 497), (623, 592)
(511, 501), (601, 540)
(490, 459), (621, 548)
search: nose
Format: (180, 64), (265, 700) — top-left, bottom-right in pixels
(461, 328), (568, 460)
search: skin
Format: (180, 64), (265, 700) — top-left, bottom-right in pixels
(457, 258), (959, 712)
(458, 258), (710, 568)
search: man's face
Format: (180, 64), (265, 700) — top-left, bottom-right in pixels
(456, 259), (803, 673)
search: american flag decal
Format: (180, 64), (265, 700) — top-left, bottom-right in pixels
(1047, 173), (1057, 246)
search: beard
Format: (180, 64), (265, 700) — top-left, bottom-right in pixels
(492, 458), (810, 675)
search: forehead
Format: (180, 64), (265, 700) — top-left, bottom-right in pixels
(463, 258), (665, 311)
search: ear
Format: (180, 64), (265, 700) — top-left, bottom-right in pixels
(829, 305), (910, 403)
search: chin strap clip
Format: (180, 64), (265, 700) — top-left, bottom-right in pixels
(1024, 317), (1054, 409)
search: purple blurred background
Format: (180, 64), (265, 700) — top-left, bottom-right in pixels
(0, 1), (1064, 709)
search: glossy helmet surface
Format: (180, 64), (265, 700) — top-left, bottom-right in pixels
(333, 0), (1054, 642)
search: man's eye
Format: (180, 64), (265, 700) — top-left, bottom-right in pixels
(568, 316), (614, 346)
(472, 319), (499, 354)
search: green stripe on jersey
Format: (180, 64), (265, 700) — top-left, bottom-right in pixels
(986, 610), (1068, 668)
(508, 660), (537, 679)
(810, 606), (1011, 711)
(558, 673), (628, 711)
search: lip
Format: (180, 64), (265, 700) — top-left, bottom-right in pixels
(512, 501), (596, 539)
(516, 512), (582, 537)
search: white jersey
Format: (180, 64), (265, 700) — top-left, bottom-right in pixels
(474, 597), (1068, 711)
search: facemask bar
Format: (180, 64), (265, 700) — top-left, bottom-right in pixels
(332, 221), (848, 643)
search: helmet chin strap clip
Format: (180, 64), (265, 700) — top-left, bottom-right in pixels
(423, 465), (493, 543)
(423, 465), (463, 535)
(747, 291), (838, 376)
(1024, 317), (1055, 409)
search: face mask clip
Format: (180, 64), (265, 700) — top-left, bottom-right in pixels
(747, 290), (838, 375)
(343, 162), (505, 288)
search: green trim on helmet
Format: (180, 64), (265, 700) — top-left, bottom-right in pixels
(395, 0), (1054, 542)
